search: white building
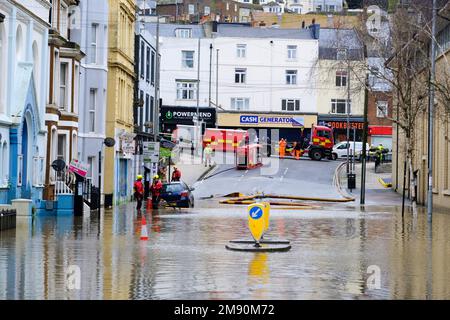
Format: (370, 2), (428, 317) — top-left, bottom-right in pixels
(0, 0), (50, 207)
(134, 1), (158, 193)
(71, 0), (109, 200)
(285, 0), (344, 14)
(148, 22), (321, 142)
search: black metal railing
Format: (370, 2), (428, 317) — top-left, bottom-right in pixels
(0, 209), (16, 231)
(81, 179), (100, 210)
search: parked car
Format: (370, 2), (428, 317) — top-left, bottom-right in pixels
(332, 141), (370, 161)
(160, 182), (195, 208)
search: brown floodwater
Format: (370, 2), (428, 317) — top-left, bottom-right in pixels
(0, 203), (449, 299)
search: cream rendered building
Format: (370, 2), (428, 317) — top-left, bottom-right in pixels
(392, 5), (450, 210)
(316, 28), (366, 142)
(105, 0), (137, 205)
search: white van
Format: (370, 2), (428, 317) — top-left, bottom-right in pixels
(332, 141), (370, 160)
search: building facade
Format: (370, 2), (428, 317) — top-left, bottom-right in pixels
(134, 3), (157, 196)
(43, 0), (84, 203)
(71, 0), (109, 202)
(156, 0), (260, 23)
(148, 22), (320, 142)
(285, 0), (344, 14)
(392, 4), (450, 209)
(317, 28), (366, 142)
(105, 0), (137, 205)
(0, 0), (50, 208)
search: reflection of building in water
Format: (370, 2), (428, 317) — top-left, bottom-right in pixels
(389, 212), (450, 299)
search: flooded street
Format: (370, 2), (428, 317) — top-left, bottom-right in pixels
(1, 203), (449, 300)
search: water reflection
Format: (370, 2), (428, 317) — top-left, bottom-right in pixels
(0, 204), (449, 299)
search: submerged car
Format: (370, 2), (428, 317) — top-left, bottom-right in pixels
(160, 181), (195, 208)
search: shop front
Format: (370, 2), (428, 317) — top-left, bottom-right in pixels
(369, 126), (392, 150)
(318, 115), (365, 143)
(160, 106), (217, 134)
(217, 112), (318, 143)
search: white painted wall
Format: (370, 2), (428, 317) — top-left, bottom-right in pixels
(158, 31), (319, 114)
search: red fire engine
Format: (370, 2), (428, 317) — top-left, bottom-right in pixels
(203, 128), (248, 152)
(303, 124), (334, 161)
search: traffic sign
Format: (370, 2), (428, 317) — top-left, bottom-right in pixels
(143, 141), (160, 163)
(248, 203), (265, 243)
(262, 202), (270, 233)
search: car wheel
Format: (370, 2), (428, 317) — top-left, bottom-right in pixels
(332, 153), (338, 160)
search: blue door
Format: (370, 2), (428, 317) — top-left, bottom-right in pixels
(21, 120), (30, 199)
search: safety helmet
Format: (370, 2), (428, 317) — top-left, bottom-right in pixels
(137, 175), (143, 180)
(153, 175), (159, 179)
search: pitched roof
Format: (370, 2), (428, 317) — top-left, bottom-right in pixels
(216, 23), (313, 39)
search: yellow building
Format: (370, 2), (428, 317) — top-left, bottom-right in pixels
(105, 0), (137, 205)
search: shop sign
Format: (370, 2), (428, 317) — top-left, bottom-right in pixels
(328, 121), (364, 130)
(239, 115), (305, 126)
(68, 159), (89, 177)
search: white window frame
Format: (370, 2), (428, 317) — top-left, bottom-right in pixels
(286, 70), (297, 85)
(204, 6), (210, 15)
(376, 101), (388, 118)
(182, 50), (194, 68)
(231, 98), (249, 110)
(335, 70), (348, 87)
(331, 99), (351, 114)
(236, 44), (246, 58)
(281, 99), (300, 111)
(235, 68), (246, 84)
(59, 62), (68, 110)
(89, 88), (97, 132)
(90, 23), (98, 64)
(57, 133), (67, 162)
(176, 28), (192, 38)
(287, 45), (297, 60)
(176, 81), (197, 100)
(188, 5), (195, 15)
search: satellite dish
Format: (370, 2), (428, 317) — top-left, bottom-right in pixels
(51, 159), (66, 172)
(104, 137), (116, 147)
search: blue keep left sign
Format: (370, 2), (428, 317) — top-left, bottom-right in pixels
(249, 206), (263, 220)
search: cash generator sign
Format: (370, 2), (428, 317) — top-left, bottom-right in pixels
(240, 115), (304, 126)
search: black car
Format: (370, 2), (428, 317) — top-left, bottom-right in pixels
(160, 182), (195, 208)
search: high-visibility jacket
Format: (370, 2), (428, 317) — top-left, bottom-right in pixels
(133, 180), (144, 195)
(150, 181), (163, 196)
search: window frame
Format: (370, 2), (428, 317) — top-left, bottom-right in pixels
(236, 44), (246, 58)
(231, 97), (250, 110)
(235, 68), (246, 84)
(182, 50), (194, 69)
(286, 70), (297, 85)
(90, 23), (98, 64)
(331, 99), (351, 114)
(176, 81), (197, 100)
(89, 88), (97, 133)
(59, 62), (68, 110)
(376, 101), (388, 118)
(146, 46), (150, 82)
(176, 28), (192, 38)
(287, 45), (297, 60)
(281, 99), (300, 111)
(335, 70), (348, 87)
